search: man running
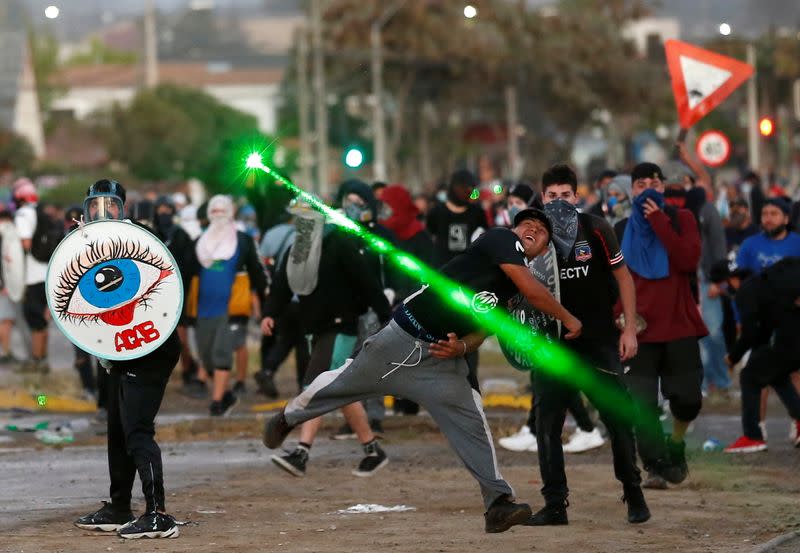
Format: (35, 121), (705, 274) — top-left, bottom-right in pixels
(262, 208), (582, 533)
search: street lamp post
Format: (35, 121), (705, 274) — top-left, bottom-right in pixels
(371, 1), (406, 182)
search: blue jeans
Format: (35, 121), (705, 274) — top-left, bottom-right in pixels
(699, 280), (731, 391)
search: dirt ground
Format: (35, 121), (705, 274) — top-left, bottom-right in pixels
(3, 421), (799, 553)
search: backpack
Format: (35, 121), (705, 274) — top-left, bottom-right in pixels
(30, 205), (65, 263)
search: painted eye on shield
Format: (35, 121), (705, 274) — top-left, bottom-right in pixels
(53, 240), (173, 326)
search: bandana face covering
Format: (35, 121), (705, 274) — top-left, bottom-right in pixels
(543, 199), (578, 259)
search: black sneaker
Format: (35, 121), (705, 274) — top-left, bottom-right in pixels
(209, 391), (238, 417)
(523, 502), (569, 526)
(352, 440), (388, 477)
(117, 511), (179, 539)
(74, 501), (134, 532)
(369, 419), (384, 439)
(331, 423), (356, 440)
(232, 380), (247, 396)
(271, 447), (308, 477)
(662, 437), (689, 484)
(484, 496), (532, 533)
(623, 486), (651, 523)
(254, 370), (279, 398)
(393, 397), (419, 415)
(263, 409), (294, 449)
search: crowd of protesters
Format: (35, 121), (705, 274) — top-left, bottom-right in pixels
(2, 145), (799, 486)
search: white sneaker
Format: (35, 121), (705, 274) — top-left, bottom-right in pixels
(563, 428), (605, 454)
(498, 425), (537, 452)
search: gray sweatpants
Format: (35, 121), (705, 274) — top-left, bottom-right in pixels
(285, 320), (514, 509)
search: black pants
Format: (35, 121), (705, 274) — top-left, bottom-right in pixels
(107, 360), (173, 513)
(624, 338), (703, 472)
(534, 341), (641, 506)
(741, 346), (800, 440)
(74, 345), (95, 394)
(261, 302), (309, 391)
(526, 368), (594, 433)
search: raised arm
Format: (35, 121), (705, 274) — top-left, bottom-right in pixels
(501, 263), (582, 339)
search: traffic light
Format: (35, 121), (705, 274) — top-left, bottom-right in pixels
(344, 147), (364, 169)
(759, 117), (775, 137)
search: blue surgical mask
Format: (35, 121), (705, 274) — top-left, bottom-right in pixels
(607, 196), (618, 210)
(507, 205), (523, 223)
(436, 191), (447, 203)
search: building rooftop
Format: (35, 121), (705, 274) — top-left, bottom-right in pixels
(53, 62), (284, 88)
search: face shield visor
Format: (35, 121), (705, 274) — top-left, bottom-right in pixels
(84, 195), (124, 222)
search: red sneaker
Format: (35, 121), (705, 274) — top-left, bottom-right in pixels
(724, 436), (768, 453)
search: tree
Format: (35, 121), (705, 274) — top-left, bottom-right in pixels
(280, 0), (667, 183)
(65, 38), (138, 66)
(29, 29), (63, 114)
(0, 129), (35, 174)
(103, 85), (293, 196)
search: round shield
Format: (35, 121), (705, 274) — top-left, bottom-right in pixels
(0, 222), (26, 302)
(46, 220), (184, 361)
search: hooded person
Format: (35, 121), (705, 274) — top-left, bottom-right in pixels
(153, 195), (199, 392)
(495, 183), (535, 228)
(425, 169), (487, 267)
(260, 194), (393, 477)
(605, 175), (632, 227)
(614, 162), (707, 491)
(188, 195), (267, 416)
(331, 179), (398, 436)
(376, 184), (436, 416)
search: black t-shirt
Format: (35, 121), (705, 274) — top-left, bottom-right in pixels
(425, 202), (487, 267)
(557, 213), (624, 342)
(403, 227), (527, 338)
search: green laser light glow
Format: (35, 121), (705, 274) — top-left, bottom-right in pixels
(469, 189), (480, 201)
(37, 394), (47, 407)
(246, 152), (263, 169)
(246, 157), (657, 429)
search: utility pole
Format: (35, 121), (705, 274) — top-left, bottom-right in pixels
(746, 43), (759, 171)
(371, 1), (406, 183)
(311, 0), (328, 196)
(144, 0), (158, 87)
(505, 85), (521, 179)
(296, 27), (313, 191)
(371, 24), (387, 182)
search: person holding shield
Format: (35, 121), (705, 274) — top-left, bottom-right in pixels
(71, 180), (183, 539)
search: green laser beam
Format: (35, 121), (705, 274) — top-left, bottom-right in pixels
(246, 152), (658, 431)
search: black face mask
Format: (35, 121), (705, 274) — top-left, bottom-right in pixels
(156, 213), (175, 232)
(766, 224), (787, 238)
(447, 187), (470, 207)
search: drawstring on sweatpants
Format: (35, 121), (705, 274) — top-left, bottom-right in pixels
(381, 341), (423, 380)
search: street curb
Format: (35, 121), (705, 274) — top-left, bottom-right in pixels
(250, 393), (531, 413)
(751, 530), (800, 553)
(0, 388), (96, 413)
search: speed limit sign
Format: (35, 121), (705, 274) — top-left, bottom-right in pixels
(696, 130), (731, 167)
